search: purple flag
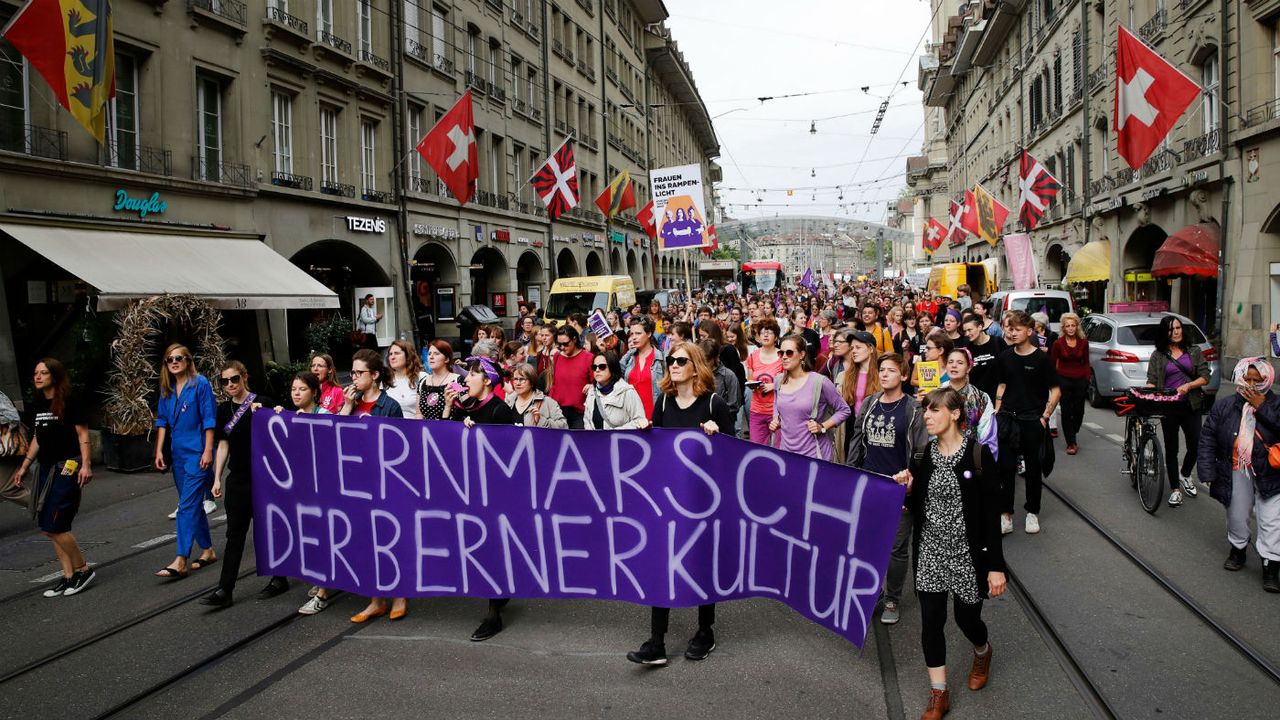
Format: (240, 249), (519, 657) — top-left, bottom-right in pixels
(251, 412), (905, 646)
(801, 268), (817, 293)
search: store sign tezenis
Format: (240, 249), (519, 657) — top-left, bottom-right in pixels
(346, 216), (386, 233)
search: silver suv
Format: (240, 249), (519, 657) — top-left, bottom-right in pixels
(1081, 312), (1221, 407)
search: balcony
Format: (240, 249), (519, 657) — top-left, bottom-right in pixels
(264, 5), (309, 39)
(316, 29), (352, 56)
(362, 188), (394, 204)
(531, 106), (543, 122)
(552, 39), (566, 59)
(474, 189), (499, 208)
(359, 49), (391, 73)
(465, 70), (488, 94)
(603, 0), (617, 17)
(526, 20), (540, 39)
(605, 67), (618, 85)
(1138, 8), (1167, 43)
(320, 180), (355, 198)
(1113, 167), (1137, 187)
(193, 156), (253, 188)
(1140, 147), (1178, 177)
(1182, 127), (1221, 161)
(1, 124), (67, 160)
(107, 141), (173, 175)
(511, 8), (524, 26)
(188, 0), (247, 37)
(490, 83), (507, 103)
(579, 133), (597, 150)
(1244, 98), (1280, 127)
(271, 170), (313, 190)
(1088, 61), (1107, 94)
(564, 47), (575, 64)
(554, 119), (567, 134)
(575, 0), (593, 16)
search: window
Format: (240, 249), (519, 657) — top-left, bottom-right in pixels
(320, 106), (338, 183)
(490, 134), (503, 194)
(357, 0), (373, 55)
(1, 36), (29, 152)
(361, 119), (376, 190)
(108, 53), (139, 170)
(1274, 22), (1280, 100)
(404, 0), (418, 45)
(196, 76), (223, 180)
(408, 105), (423, 179)
(271, 91), (293, 173)
(488, 39), (500, 85)
(268, 0), (287, 10)
(467, 27), (479, 72)
(316, 0), (333, 36)
(431, 7), (447, 62)
(527, 67), (537, 107)
(1201, 51), (1219, 132)
(1085, 321), (1112, 343)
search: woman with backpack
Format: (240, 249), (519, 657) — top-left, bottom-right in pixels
(767, 335), (851, 461)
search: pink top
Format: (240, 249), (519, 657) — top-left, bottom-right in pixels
(319, 382), (345, 414)
(746, 350), (785, 416)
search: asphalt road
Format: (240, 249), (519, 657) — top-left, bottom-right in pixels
(0, 404), (1275, 720)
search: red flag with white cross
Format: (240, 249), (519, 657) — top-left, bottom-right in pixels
(416, 90), (478, 205)
(1114, 25), (1200, 170)
(923, 218), (947, 254)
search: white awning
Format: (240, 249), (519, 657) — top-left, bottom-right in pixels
(1, 223), (339, 310)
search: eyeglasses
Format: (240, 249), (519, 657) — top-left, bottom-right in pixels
(350, 369), (372, 377)
(165, 355), (188, 364)
(591, 363), (609, 371)
(669, 356), (691, 367)
(219, 374), (242, 386)
(779, 349), (799, 358)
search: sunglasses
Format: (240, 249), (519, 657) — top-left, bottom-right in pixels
(165, 355), (188, 364)
(779, 349), (799, 358)
(669, 356), (691, 367)
(219, 374), (242, 386)
(591, 363), (609, 371)
(557, 341), (572, 348)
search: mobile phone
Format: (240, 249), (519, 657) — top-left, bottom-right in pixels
(744, 380), (762, 389)
(447, 382), (466, 394)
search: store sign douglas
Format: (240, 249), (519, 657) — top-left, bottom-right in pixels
(113, 189), (167, 218)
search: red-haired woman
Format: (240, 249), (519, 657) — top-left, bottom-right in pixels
(418, 340), (460, 420)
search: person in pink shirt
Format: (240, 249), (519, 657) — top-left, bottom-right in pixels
(310, 353), (345, 415)
(548, 327), (592, 429)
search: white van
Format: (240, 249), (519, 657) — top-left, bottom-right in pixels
(986, 289), (1075, 333)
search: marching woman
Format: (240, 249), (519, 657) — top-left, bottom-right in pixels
(945, 349), (996, 452)
(1050, 313), (1090, 455)
(626, 343), (736, 665)
(418, 340), (461, 421)
(1145, 315), (1210, 506)
(384, 340), (427, 419)
(620, 315), (665, 422)
(745, 318), (784, 444)
(506, 363), (568, 428)
(767, 335), (851, 461)
(1198, 357), (1280, 592)
(154, 344), (218, 579)
(11, 358), (96, 596)
(443, 356), (520, 640)
(893, 387), (1005, 719)
(534, 324), (557, 382)
(310, 353), (345, 414)
(584, 351), (649, 430)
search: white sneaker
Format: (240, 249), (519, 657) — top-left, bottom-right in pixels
(1180, 475), (1198, 498)
(1168, 490), (1183, 507)
(298, 595), (329, 615)
(167, 507), (178, 520)
(1000, 514), (1014, 535)
(1024, 513), (1041, 534)
(204, 500), (217, 515)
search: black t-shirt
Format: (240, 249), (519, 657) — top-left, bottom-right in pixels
(653, 392), (735, 431)
(861, 397), (910, 477)
(455, 395), (518, 425)
(966, 337), (1001, 398)
(995, 347), (1059, 413)
(30, 394), (86, 467)
(216, 394), (273, 478)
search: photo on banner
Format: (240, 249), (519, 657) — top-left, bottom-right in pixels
(651, 164), (711, 251)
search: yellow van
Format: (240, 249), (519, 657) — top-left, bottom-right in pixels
(927, 260), (999, 301)
(543, 275), (637, 325)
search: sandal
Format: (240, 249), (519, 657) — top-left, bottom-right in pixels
(155, 566), (188, 579)
(191, 557), (218, 571)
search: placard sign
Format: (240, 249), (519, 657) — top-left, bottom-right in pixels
(251, 414), (904, 647)
(652, 164), (710, 251)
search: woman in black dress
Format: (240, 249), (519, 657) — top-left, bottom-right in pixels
(625, 343), (735, 666)
(444, 356), (519, 640)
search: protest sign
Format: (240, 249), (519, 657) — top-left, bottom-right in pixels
(916, 361), (942, 391)
(587, 309), (613, 341)
(251, 413), (905, 647)
(651, 164), (710, 251)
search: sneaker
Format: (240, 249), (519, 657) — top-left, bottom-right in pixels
(204, 499), (217, 515)
(1180, 475), (1198, 498)
(1024, 513), (1041, 534)
(626, 639), (668, 666)
(1000, 514), (1014, 536)
(880, 601), (900, 625)
(307, 585), (322, 598)
(298, 595), (329, 615)
(167, 507), (178, 520)
(63, 568), (96, 596)
(1066, 443), (1078, 455)
(684, 629), (716, 661)
(43, 576), (71, 598)
(1168, 490), (1184, 507)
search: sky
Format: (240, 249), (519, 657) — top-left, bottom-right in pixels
(664, 0), (933, 225)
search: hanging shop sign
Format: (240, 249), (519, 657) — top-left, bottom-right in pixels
(346, 216), (387, 233)
(491, 229), (511, 243)
(610, 230), (626, 244)
(412, 223), (460, 239)
(491, 292), (507, 316)
(532, 239), (545, 248)
(113, 189), (167, 219)
(474, 224), (484, 243)
(642, 238), (650, 249)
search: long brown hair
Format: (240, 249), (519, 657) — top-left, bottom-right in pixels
(160, 343), (195, 398)
(37, 357), (71, 418)
(388, 339), (424, 379)
(841, 335), (882, 404)
(658, 342), (715, 397)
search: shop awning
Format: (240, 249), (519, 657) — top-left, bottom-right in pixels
(1065, 239), (1112, 284)
(742, 261), (781, 271)
(1152, 223), (1220, 279)
(1, 223), (338, 310)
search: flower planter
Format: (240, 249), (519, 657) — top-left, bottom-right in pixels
(103, 432), (154, 473)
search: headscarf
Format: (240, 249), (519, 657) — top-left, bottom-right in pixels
(465, 355), (503, 388)
(946, 309), (962, 324)
(1232, 357), (1276, 471)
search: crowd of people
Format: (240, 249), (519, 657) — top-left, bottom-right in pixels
(4, 276), (1280, 720)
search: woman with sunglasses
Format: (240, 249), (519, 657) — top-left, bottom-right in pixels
(153, 343), (218, 579)
(626, 343), (735, 665)
(584, 351), (648, 430)
(310, 353), (345, 415)
(767, 335), (851, 461)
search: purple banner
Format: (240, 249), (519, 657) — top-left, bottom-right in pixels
(250, 412), (905, 646)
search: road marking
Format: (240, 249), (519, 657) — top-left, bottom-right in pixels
(1106, 433), (1125, 444)
(31, 562), (98, 583)
(1083, 422), (1103, 430)
(132, 533), (177, 549)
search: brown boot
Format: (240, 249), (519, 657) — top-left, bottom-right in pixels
(968, 644), (992, 690)
(920, 688), (950, 719)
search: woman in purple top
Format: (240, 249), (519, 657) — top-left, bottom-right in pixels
(1145, 315), (1210, 506)
(768, 335), (851, 461)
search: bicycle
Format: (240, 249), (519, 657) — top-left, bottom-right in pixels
(1114, 388), (1182, 514)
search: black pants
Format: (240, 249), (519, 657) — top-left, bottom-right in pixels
(1059, 376), (1088, 445)
(1002, 418), (1045, 515)
(650, 604), (716, 639)
(918, 591), (987, 668)
(561, 407), (585, 430)
(1160, 401), (1200, 489)
(220, 477), (286, 593)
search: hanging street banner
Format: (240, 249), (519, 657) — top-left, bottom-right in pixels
(1003, 233), (1039, 290)
(250, 412), (905, 647)
(651, 164), (711, 251)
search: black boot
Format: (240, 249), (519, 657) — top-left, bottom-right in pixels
(1224, 545), (1247, 572)
(1264, 559), (1280, 594)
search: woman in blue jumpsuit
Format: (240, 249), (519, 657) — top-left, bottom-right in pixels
(153, 344), (217, 577)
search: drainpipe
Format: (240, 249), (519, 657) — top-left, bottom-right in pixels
(390, 0), (419, 348)
(542, 0), (556, 286)
(1213, 0), (1230, 344)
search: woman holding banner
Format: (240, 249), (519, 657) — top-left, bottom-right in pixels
(584, 351), (648, 430)
(766, 335), (850, 462)
(443, 356), (520, 640)
(626, 343), (735, 666)
(506, 364), (568, 428)
(892, 387), (1005, 720)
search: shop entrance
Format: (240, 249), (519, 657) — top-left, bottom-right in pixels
(557, 248), (580, 279)
(469, 247), (510, 317)
(288, 240), (390, 365)
(1122, 224), (1170, 306)
(516, 251), (545, 314)
(411, 242), (459, 343)
(586, 251), (604, 276)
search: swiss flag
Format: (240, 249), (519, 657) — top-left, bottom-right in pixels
(1114, 26), (1200, 169)
(923, 218), (947, 254)
(636, 200), (657, 239)
(959, 190), (981, 239)
(701, 224), (719, 255)
(415, 91), (478, 205)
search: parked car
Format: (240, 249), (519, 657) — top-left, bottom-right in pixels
(987, 289), (1075, 333)
(1081, 312), (1221, 407)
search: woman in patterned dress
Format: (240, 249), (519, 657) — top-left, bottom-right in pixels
(892, 387), (1005, 720)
